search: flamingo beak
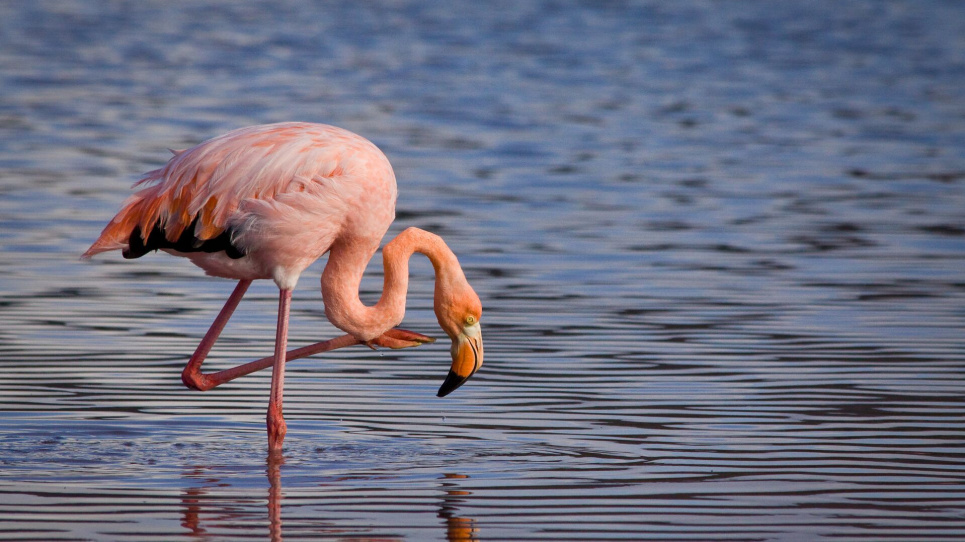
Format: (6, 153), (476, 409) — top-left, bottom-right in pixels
(437, 325), (483, 397)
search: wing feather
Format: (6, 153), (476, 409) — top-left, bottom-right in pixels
(83, 122), (359, 258)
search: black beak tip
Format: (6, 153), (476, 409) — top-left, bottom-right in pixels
(437, 369), (469, 398)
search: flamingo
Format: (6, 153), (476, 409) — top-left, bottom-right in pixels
(83, 122), (483, 452)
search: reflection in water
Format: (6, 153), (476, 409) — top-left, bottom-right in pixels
(268, 452), (283, 542)
(438, 474), (477, 542)
(180, 463), (285, 541)
(180, 460), (287, 541)
(181, 467), (209, 538)
(179, 456), (477, 541)
(180, 465), (261, 540)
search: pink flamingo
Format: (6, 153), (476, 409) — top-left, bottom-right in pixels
(83, 122), (483, 452)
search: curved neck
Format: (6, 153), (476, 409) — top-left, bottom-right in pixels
(321, 227), (462, 341)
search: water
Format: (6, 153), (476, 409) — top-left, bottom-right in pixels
(2, 1), (964, 540)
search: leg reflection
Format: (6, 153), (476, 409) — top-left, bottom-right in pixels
(179, 459), (286, 541)
(180, 467), (209, 537)
(182, 457), (468, 540)
(268, 450), (284, 542)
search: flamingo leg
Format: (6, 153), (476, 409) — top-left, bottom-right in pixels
(194, 334), (360, 388)
(181, 279), (252, 391)
(267, 289), (292, 451)
(182, 328), (433, 391)
(180, 283), (437, 395)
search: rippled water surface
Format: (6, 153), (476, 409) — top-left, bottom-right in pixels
(2, 1), (965, 540)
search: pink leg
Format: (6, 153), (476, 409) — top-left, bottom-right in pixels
(183, 327), (434, 390)
(267, 289), (292, 451)
(190, 334), (362, 390)
(180, 282), (436, 392)
(184, 333), (433, 391)
(182, 280), (252, 391)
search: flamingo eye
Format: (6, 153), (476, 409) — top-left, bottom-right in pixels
(465, 315), (476, 326)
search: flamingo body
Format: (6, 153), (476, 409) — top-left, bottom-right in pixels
(84, 122), (484, 452)
(85, 122), (396, 290)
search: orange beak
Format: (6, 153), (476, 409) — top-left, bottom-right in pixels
(437, 328), (483, 397)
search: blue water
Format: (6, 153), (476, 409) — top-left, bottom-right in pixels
(1, 1), (964, 540)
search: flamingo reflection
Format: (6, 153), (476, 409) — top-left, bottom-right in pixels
(181, 459), (478, 541)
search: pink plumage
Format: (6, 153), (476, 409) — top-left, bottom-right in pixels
(84, 122), (397, 289)
(84, 122), (484, 453)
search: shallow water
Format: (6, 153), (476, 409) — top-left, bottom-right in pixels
(2, 1), (965, 540)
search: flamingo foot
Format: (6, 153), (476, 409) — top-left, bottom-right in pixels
(371, 328), (436, 349)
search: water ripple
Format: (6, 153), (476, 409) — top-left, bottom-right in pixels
(2, 0), (965, 540)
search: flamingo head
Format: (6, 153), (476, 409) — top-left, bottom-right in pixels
(434, 278), (483, 397)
